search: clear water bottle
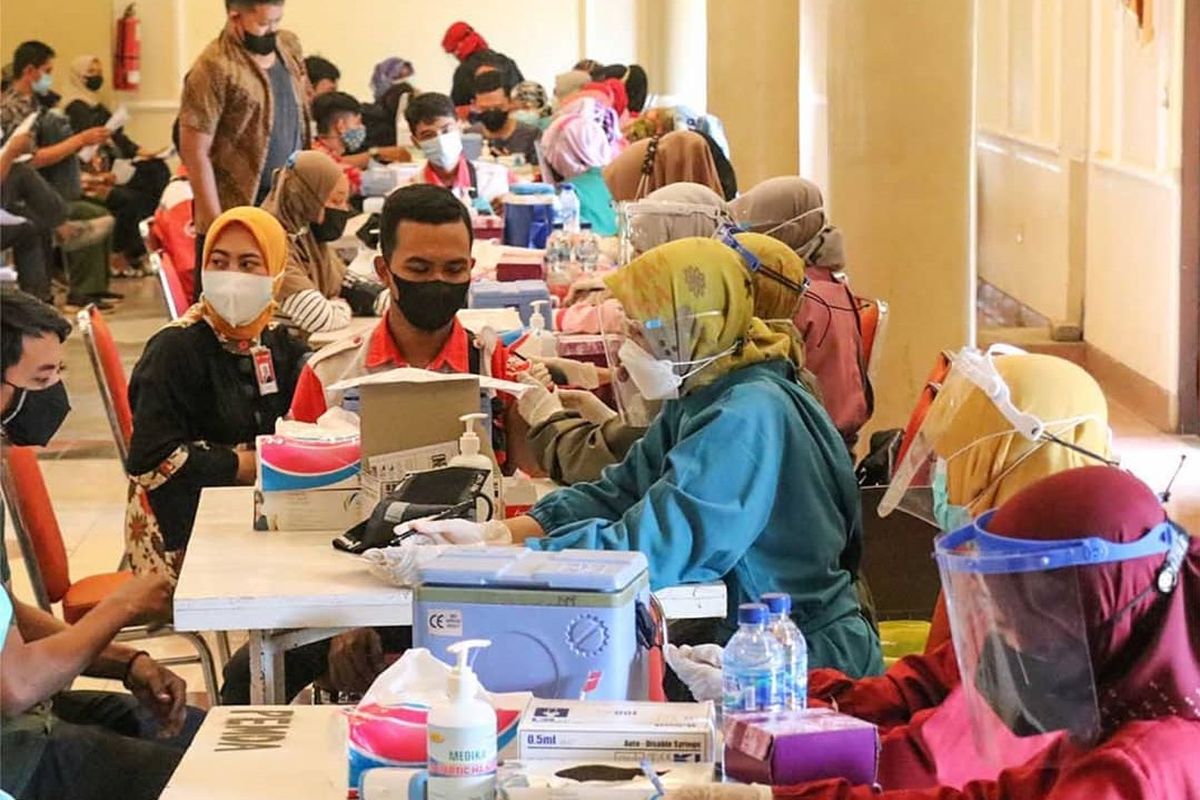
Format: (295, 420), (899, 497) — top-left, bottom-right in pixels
(544, 223), (573, 300)
(575, 222), (600, 272)
(762, 593), (808, 710)
(722, 603), (786, 717)
(559, 185), (580, 234)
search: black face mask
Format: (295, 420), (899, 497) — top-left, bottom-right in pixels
(479, 109), (509, 133)
(311, 208), (351, 243)
(241, 29), (277, 56)
(973, 631), (1097, 739)
(84, 75), (103, 92)
(390, 275), (469, 332)
(2, 381), (71, 447)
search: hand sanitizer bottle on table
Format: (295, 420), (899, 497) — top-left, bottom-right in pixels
(427, 640), (497, 800)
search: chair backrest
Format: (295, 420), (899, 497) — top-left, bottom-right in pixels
(77, 305), (133, 464)
(1, 447), (70, 606)
(895, 351), (955, 467)
(155, 250), (188, 321)
(857, 298), (890, 387)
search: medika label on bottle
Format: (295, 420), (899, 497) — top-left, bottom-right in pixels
(518, 700), (716, 763)
(426, 609), (464, 637)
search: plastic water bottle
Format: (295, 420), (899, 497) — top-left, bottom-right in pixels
(559, 185), (580, 234)
(575, 222), (600, 273)
(544, 223), (573, 300)
(761, 593), (808, 710)
(722, 603), (786, 717)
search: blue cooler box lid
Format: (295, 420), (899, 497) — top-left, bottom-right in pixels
(417, 548), (648, 592)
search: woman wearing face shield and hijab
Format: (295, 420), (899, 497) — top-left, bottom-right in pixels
(418, 237), (883, 678)
(671, 348), (1118, 790)
(125, 207), (310, 582)
(731, 176), (870, 448)
(261, 150), (386, 338)
(669, 465), (1200, 799)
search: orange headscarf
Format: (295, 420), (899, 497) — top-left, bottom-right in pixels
(187, 207), (288, 344)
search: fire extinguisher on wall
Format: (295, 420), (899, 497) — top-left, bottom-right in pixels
(114, 3), (140, 91)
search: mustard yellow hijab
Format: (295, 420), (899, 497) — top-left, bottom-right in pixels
(183, 207), (289, 343)
(604, 237), (794, 392)
(732, 231), (809, 374)
(929, 352), (1111, 513)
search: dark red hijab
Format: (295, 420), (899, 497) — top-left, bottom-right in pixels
(988, 465), (1200, 732)
(442, 22), (488, 61)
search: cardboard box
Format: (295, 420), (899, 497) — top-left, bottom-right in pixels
(253, 488), (362, 532)
(518, 700), (716, 764)
(723, 709), (880, 787)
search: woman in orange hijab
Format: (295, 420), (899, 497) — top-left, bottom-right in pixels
(124, 207), (311, 582)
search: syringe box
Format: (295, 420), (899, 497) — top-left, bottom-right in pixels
(517, 700), (716, 764)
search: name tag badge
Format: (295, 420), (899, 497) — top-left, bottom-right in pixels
(251, 346), (279, 396)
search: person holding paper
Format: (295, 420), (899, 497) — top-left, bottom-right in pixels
(63, 55), (170, 277)
(125, 207), (309, 583)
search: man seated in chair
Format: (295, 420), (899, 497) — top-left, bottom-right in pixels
(0, 287), (204, 800)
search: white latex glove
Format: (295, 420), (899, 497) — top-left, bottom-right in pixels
(532, 356), (601, 389)
(666, 786), (772, 800)
(517, 373), (566, 426)
(525, 360), (554, 389)
(410, 518), (512, 545)
(663, 643), (725, 703)
(559, 389), (618, 424)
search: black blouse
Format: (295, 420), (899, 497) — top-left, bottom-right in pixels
(126, 320), (309, 550)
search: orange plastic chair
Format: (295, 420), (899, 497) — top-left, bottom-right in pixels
(857, 297), (889, 387)
(77, 305), (133, 465)
(896, 351), (954, 465)
(154, 250), (188, 321)
(0, 446), (221, 701)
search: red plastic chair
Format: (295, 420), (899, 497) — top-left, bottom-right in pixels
(0, 446), (221, 701)
(896, 351), (954, 465)
(77, 305), (133, 465)
(155, 250), (189, 321)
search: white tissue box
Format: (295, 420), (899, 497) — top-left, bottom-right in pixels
(253, 488), (362, 532)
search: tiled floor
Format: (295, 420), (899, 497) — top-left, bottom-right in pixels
(3, 276), (1199, 707)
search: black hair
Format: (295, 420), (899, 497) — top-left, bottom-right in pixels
(472, 70), (505, 97)
(304, 55), (340, 86)
(312, 90), (361, 134)
(625, 65), (648, 113)
(226, 0), (285, 9)
(404, 91), (455, 131)
(379, 185), (473, 263)
(591, 64), (625, 82)
(1, 287), (71, 377)
(13, 41), (54, 76)
(380, 81), (416, 120)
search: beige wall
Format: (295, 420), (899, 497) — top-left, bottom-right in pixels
(707, 0), (799, 190)
(0, 0), (114, 107)
(823, 0), (976, 431)
(976, 0), (1184, 404)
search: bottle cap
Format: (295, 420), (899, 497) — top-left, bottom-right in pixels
(761, 593), (792, 615)
(738, 603), (768, 625)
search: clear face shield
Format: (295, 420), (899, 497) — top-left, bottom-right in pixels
(878, 345), (1114, 529)
(602, 310), (736, 427)
(616, 201), (729, 265)
(935, 513), (1185, 762)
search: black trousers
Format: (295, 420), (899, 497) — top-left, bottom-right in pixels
(0, 220), (52, 300)
(18, 691), (204, 800)
(1, 163), (69, 232)
(106, 160), (170, 260)
(221, 627), (412, 705)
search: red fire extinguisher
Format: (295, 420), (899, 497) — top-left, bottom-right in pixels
(114, 3), (140, 91)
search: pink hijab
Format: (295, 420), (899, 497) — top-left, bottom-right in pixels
(541, 98), (616, 180)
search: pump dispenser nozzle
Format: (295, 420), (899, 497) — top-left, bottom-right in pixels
(458, 413), (487, 458)
(445, 639), (491, 701)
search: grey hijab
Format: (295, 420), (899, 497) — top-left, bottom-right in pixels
(729, 176), (846, 268)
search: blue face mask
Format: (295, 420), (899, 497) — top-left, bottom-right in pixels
(32, 71), (53, 96)
(341, 126), (367, 153)
(932, 458), (971, 532)
(513, 109), (541, 127)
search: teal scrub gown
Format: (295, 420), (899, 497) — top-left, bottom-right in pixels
(564, 167), (619, 236)
(527, 359), (884, 678)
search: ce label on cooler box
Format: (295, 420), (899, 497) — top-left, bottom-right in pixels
(426, 609), (464, 637)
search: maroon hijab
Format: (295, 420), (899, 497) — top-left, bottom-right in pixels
(988, 465), (1200, 732)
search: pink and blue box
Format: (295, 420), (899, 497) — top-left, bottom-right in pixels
(253, 436), (363, 531)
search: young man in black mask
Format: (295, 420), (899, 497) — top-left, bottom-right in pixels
(222, 185), (533, 703)
(179, 0), (309, 299)
(471, 70), (540, 165)
(0, 288), (203, 800)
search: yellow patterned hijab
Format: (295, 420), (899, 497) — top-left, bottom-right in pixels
(604, 237), (794, 392)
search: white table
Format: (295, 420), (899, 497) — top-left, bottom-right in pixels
(308, 316), (378, 349)
(174, 487), (726, 704)
(161, 706), (347, 799)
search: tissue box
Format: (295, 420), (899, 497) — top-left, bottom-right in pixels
(723, 709), (879, 787)
(518, 700), (716, 763)
(253, 488), (362, 532)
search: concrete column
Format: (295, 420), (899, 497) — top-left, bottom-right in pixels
(706, 0), (801, 189)
(825, 0), (976, 430)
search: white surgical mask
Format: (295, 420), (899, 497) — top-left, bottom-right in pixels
(420, 130), (464, 171)
(202, 270), (275, 327)
(617, 338), (735, 401)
